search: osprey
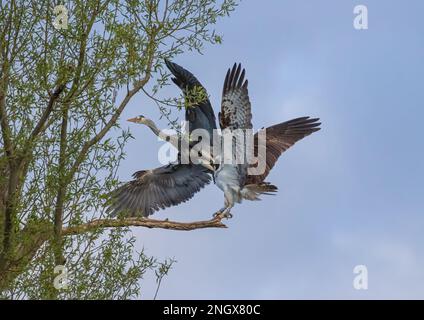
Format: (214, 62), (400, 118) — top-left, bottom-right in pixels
(108, 60), (320, 217)
(214, 63), (320, 217)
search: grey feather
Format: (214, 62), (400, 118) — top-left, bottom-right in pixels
(108, 164), (211, 217)
(165, 59), (217, 136)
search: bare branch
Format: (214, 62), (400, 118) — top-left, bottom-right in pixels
(63, 215), (228, 235)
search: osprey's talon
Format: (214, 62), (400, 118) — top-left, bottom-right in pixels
(223, 212), (233, 219)
(213, 211), (223, 218)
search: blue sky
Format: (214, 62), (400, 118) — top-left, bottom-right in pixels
(118, 0), (424, 299)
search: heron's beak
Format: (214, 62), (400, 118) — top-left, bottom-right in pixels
(127, 117), (138, 123)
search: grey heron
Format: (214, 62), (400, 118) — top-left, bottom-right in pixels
(107, 60), (216, 217)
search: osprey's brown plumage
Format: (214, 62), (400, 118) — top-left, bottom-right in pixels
(245, 117), (321, 185)
(219, 63), (252, 130)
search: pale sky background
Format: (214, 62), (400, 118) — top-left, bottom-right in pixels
(117, 0), (424, 299)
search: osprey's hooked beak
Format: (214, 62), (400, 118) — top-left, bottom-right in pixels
(206, 163), (216, 172)
(198, 150), (216, 172)
(198, 159), (215, 172)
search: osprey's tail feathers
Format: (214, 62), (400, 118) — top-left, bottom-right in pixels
(241, 182), (278, 201)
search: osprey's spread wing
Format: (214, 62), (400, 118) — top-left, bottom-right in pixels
(216, 63), (253, 188)
(165, 59), (216, 134)
(245, 117), (321, 185)
(108, 164), (211, 217)
(219, 63), (252, 130)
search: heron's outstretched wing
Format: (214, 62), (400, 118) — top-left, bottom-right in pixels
(108, 164), (211, 217)
(164, 59), (216, 133)
(245, 117), (321, 185)
(219, 63), (252, 130)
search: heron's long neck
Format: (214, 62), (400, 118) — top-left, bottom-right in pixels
(144, 121), (179, 148)
(145, 121), (161, 138)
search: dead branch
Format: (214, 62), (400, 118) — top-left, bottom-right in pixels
(62, 215), (228, 235)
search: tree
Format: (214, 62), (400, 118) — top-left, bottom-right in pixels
(0, 0), (236, 299)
